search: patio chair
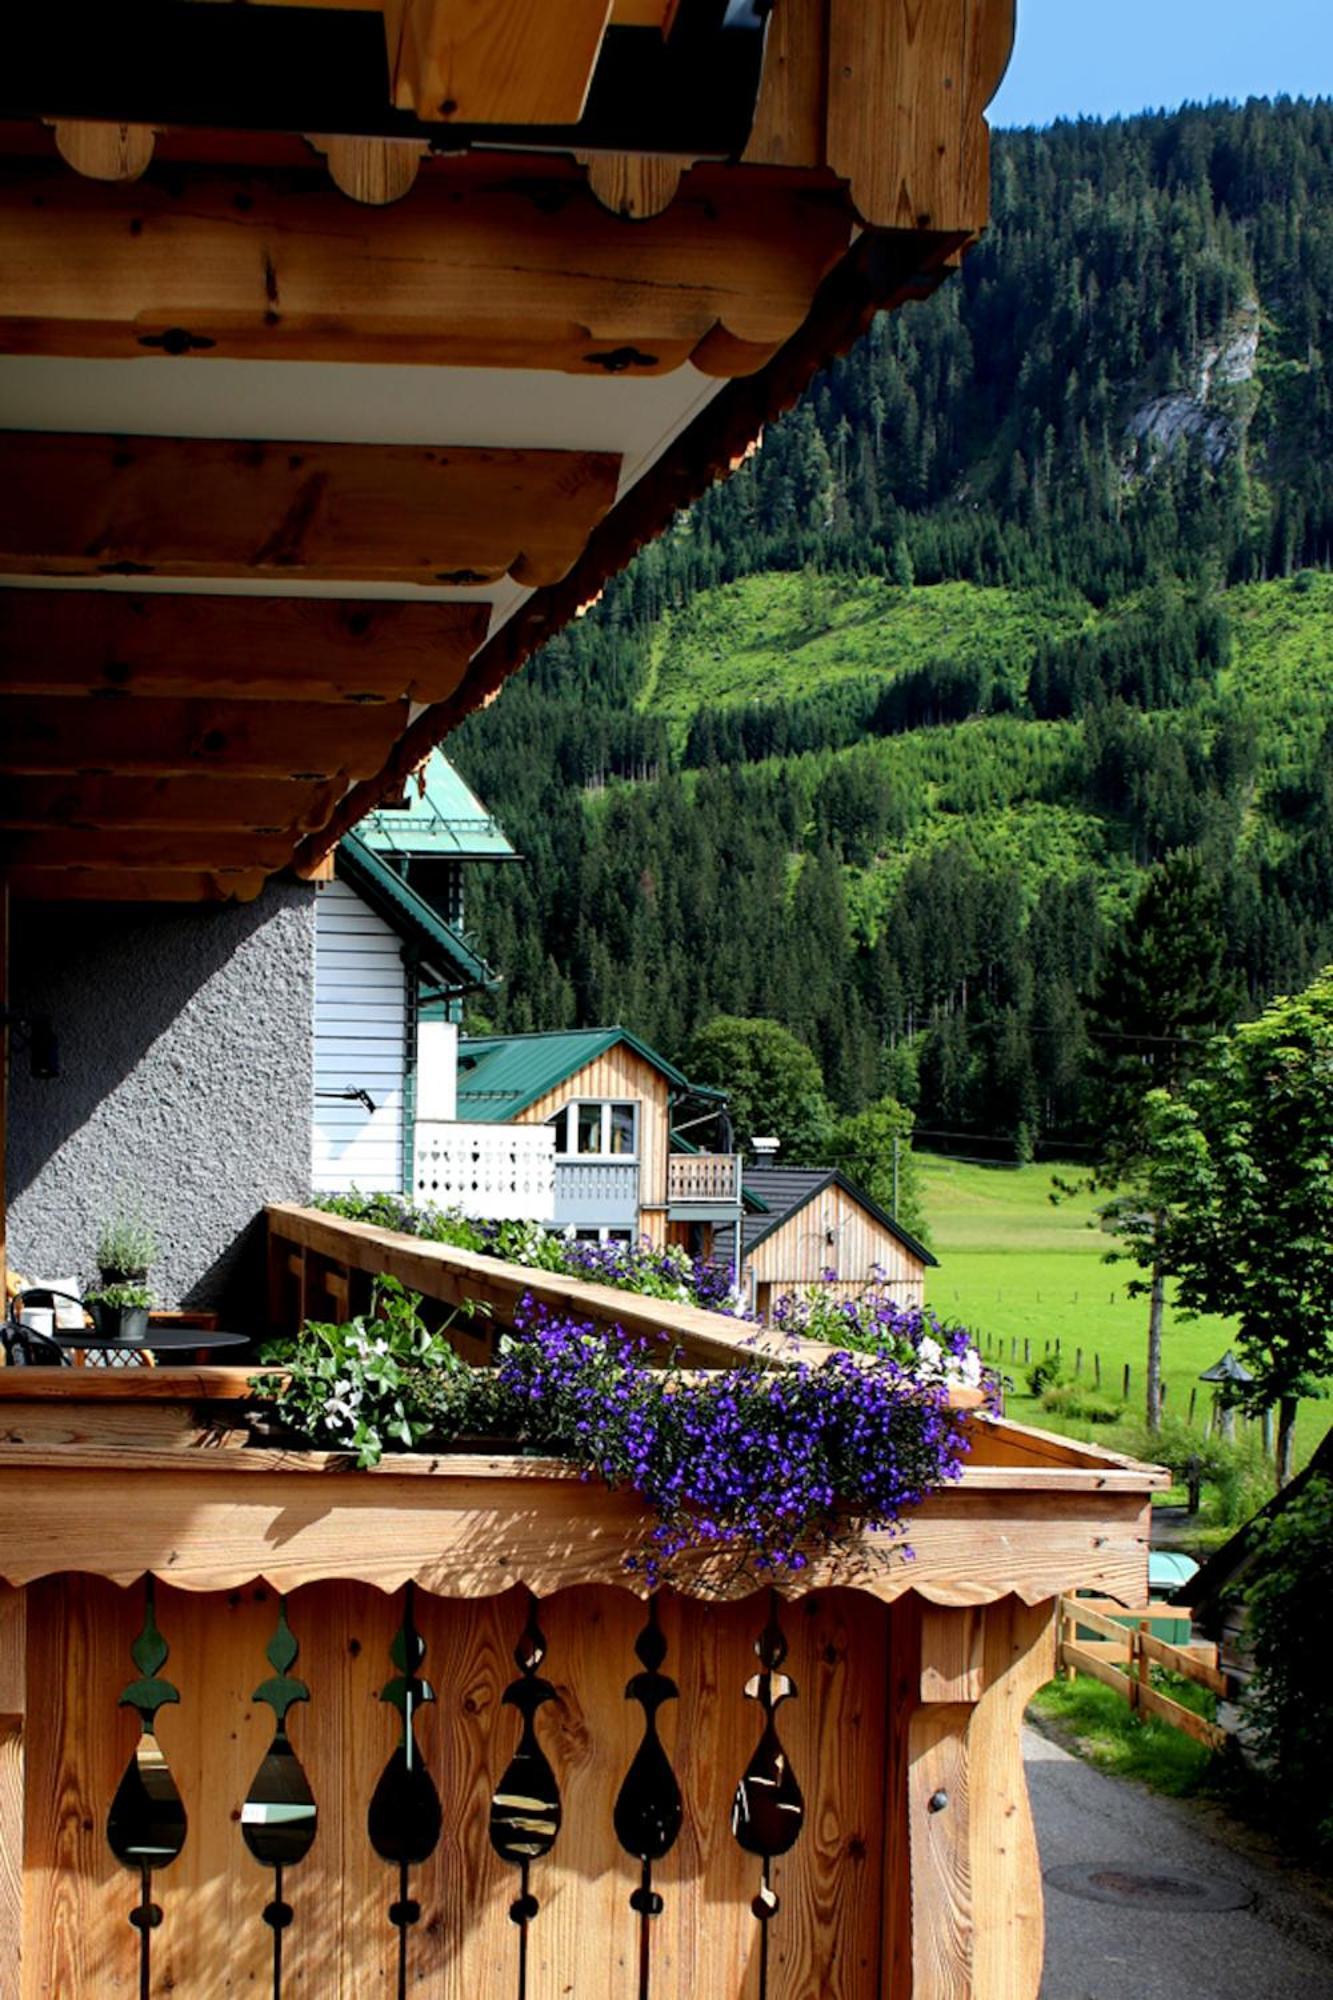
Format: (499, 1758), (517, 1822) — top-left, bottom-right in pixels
(1, 1286), (78, 1366)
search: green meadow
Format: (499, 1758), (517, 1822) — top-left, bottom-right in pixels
(918, 1154), (1326, 1466)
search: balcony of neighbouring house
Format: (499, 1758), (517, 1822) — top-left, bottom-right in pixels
(552, 1158), (641, 1233)
(412, 1118), (555, 1223)
(667, 1152), (744, 1222)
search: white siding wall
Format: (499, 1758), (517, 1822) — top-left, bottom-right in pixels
(312, 879), (408, 1193)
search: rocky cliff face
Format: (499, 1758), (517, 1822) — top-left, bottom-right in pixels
(1124, 300), (1261, 470)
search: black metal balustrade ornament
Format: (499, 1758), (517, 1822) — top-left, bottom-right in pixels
(369, 1582), (443, 2000)
(242, 1600), (318, 2000)
(731, 1595), (805, 2000)
(106, 1578), (188, 2000)
(489, 1594), (563, 2000)
(614, 1597), (683, 2000)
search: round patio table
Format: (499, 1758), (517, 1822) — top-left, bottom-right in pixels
(53, 1326), (252, 1360)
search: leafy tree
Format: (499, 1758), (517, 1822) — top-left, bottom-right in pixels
(1085, 852), (1237, 1427)
(683, 1017), (831, 1164)
(1119, 968), (1333, 1481)
(827, 1097), (930, 1245)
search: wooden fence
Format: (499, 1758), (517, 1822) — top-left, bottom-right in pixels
(1056, 1597), (1231, 1751)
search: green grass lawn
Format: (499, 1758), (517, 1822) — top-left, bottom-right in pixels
(918, 1153), (1326, 1466)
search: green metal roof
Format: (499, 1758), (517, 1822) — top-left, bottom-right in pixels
(360, 751), (518, 863)
(456, 1027), (702, 1122)
(337, 834), (497, 993)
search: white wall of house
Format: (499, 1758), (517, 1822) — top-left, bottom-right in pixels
(312, 879), (408, 1193)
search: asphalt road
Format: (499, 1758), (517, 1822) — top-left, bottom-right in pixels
(1028, 1726), (1333, 1999)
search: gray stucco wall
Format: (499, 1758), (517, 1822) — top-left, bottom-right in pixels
(7, 881), (316, 1322)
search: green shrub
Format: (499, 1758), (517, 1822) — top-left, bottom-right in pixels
(1040, 1383), (1126, 1424)
(1026, 1356), (1068, 1397)
(1243, 1473), (1333, 1860)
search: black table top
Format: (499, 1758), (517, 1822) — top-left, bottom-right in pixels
(52, 1326), (252, 1354)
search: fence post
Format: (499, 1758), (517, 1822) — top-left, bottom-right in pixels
(1122, 1362), (1132, 1401)
(1023, 1338), (1030, 1364)
(1075, 1347), (1083, 1377)
(1188, 1385), (1197, 1426)
(1094, 1352), (1102, 1389)
(1059, 1598), (1077, 1684)
(1129, 1621), (1148, 1715)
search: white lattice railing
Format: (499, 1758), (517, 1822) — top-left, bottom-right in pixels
(668, 1154), (742, 1205)
(413, 1121), (555, 1222)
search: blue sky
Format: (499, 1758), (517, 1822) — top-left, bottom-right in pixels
(990, 0), (1333, 128)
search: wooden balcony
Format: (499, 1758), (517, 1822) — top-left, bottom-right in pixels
(667, 1153), (742, 1221)
(414, 1118), (556, 1223)
(0, 1208), (1163, 1999)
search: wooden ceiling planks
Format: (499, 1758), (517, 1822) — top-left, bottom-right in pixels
(0, 592), (489, 705)
(0, 0), (1016, 905)
(0, 696), (409, 782)
(0, 775), (342, 835)
(0, 160), (853, 376)
(0, 433), (622, 588)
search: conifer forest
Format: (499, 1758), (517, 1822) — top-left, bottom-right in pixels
(453, 100), (1333, 1160)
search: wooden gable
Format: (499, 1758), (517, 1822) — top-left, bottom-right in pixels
(513, 1040), (674, 1210)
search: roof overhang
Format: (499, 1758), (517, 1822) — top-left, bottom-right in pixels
(0, 0), (1015, 907)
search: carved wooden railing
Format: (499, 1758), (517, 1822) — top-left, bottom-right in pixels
(0, 1210), (1163, 1998)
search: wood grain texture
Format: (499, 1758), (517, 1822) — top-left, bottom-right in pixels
(0, 694), (407, 780)
(0, 160), (853, 375)
(907, 1702), (973, 2000)
(22, 1574), (142, 1994)
(744, 0), (828, 168)
(312, 134), (428, 205)
(0, 432), (621, 590)
(967, 1600), (1054, 2000)
(50, 121), (155, 183)
(3, 866), (269, 905)
(0, 1586), (24, 1995)
(13, 1582), (917, 1998)
(582, 153), (683, 220)
(0, 592), (488, 705)
(0, 774), (340, 835)
(0, 1453), (1153, 1605)
(826, 0), (1013, 231)
(389, 0), (613, 124)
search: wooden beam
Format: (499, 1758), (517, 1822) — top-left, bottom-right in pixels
(0, 592), (489, 704)
(0, 1585), (23, 1996)
(0, 830), (298, 872)
(387, 0), (614, 126)
(0, 695), (407, 779)
(0, 160), (853, 376)
(0, 774), (340, 833)
(0, 433), (621, 589)
(5, 868), (268, 904)
(826, 0), (1014, 231)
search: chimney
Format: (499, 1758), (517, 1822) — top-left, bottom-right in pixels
(751, 1135), (780, 1166)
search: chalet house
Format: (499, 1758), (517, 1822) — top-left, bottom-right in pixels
(0, 16), (1155, 2000)
(313, 753), (516, 1195)
(713, 1164), (938, 1317)
(449, 1026), (742, 1244)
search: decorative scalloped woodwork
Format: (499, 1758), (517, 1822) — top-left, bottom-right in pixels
(0, 163), (854, 376)
(49, 119), (155, 182)
(0, 1449), (1153, 1604)
(308, 133), (428, 205)
(580, 154), (684, 221)
(0, 433), (622, 589)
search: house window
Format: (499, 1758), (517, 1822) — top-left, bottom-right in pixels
(546, 1101), (639, 1159)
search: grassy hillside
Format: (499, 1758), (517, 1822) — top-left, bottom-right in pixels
(919, 1154), (1325, 1467)
(639, 576), (1089, 729)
